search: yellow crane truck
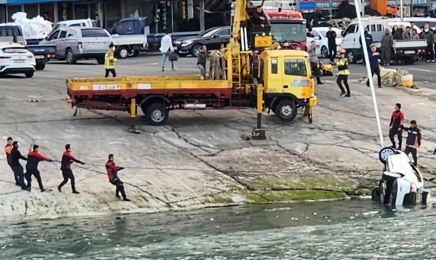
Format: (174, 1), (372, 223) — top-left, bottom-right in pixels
(65, 0), (317, 139)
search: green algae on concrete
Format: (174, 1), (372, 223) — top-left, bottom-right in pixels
(243, 190), (348, 203)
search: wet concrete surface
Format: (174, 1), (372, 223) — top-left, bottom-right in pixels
(1, 55), (436, 219)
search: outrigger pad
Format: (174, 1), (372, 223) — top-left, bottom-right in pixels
(251, 128), (266, 140)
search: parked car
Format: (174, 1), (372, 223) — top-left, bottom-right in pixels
(173, 26), (231, 57)
(0, 43), (36, 78)
(306, 27), (343, 58)
(372, 147), (431, 207)
(40, 27), (112, 64)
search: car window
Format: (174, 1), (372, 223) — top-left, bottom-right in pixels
(2, 47), (28, 53)
(343, 24), (356, 37)
(216, 29), (230, 37)
(81, 29), (110, 37)
(284, 59), (307, 77)
(67, 29), (77, 37)
(69, 23), (82, 27)
(113, 20), (134, 34)
(59, 30), (68, 39)
(48, 30), (60, 40)
(311, 31), (320, 37)
(201, 28), (220, 37)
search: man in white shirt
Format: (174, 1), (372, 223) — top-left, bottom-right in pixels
(159, 31), (176, 71)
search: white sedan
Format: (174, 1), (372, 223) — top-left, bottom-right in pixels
(306, 27), (343, 58)
(0, 43), (36, 78)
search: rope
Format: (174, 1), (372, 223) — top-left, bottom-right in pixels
(209, 50), (226, 80)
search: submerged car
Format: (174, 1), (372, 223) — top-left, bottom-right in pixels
(372, 147), (431, 207)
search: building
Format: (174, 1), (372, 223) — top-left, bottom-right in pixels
(0, 0), (224, 33)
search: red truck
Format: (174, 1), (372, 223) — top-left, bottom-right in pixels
(265, 10), (307, 51)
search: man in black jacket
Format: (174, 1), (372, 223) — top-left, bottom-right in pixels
(366, 45), (382, 88)
(9, 141), (27, 190)
(401, 120), (421, 167)
(326, 25), (337, 63)
(359, 27), (373, 65)
(252, 6), (268, 28)
(197, 45), (208, 80)
(58, 144), (85, 194)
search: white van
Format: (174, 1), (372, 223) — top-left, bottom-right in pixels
(341, 17), (427, 64)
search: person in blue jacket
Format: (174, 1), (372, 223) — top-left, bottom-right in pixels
(359, 27), (373, 65)
(366, 45), (382, 88)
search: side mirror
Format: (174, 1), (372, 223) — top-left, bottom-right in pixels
(213, 35), (219, 38)
(44, 36), (49, 40)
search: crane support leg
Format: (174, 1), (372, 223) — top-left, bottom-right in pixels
(251, 84), (266, 140)
(128, 98), (140, 134)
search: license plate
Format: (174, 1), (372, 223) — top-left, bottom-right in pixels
(404, 50), (415, 54)
(14, 59), (24, 63)
(35, 55), (44, 59)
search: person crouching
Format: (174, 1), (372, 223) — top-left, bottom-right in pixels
(336, 48), (350, 97)
(104, 43), (117, 77)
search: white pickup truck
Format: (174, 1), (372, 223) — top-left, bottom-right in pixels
(47, 18), (149, 59)
(341, 17), (427, 65)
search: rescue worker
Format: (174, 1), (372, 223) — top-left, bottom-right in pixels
(326, 25), (337, 63)
(106, 154), (130, 201)
(389, 103), (405, 150)
(421, 24), (435, 63)
(58, 144), (85, 194)
(9, 141), (27, 190)
(4, 137), (17, 185)
(401, 120), (421, 167)
(359, 27), (373, 65)
(381, 28), (393, 66)
(366, 45), (382, 89)
(252, 6), (268, 28)
(25, 145), (54, 192)
(336, 48), (350, 97)
(104, 43), (117, 77)
(308, 41), (323, 85)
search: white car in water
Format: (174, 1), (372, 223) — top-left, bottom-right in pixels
(306, 27), (343, 58)
(372, 147), (431, 207)
(0, 43), (36, 78)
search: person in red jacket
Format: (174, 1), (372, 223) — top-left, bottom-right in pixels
(105, 154), (130, 201)
(25, 144), (55, 192)
(58, 144), (85, 194)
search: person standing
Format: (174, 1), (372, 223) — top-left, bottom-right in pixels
(5, 137), (19, 186)
(402, 26), (412, 39)
(9, 141), (27, 190)
(252, 6), (268, 28)
(308, 41), (323, 84)
(336, 48), (350, 97)
(106, 154), (130, 201)
(389, 103), (405, 149)
(359, 27), (373, 65)
(401, 120), (421, 167)
(421, 24), (435, 63)
(104, 43), (117, 77)
(197, 45), (208, 80)
(326, 25), (337, 63)
(366, 45), (382, 88)
(159, 31), (176, 72)
(58, 144), (85, 194)
(381, 29), (393, 66)
(25, 145), (55, 192)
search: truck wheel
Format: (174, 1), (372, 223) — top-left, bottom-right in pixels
(145, 103), (169, 126)
(97, 58), (104, 64)
(274, 99), (297, 123)
(346, 50), (357, 64)
(117, 47), (128, 59)
(35, 63), (45, 70)
(25, 71), (34, 78)
(66, 49), (77, 64)
(379, 147), (396, 163)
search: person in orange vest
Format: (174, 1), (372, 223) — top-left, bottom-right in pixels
(104, 43), (117, 77)
(5, 137), (19, 185)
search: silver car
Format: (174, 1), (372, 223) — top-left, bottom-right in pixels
(41, 27), (112, 64)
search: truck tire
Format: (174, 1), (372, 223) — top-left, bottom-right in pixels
(346, 50), (357, 64)
(274, 99), (297, 123)
(117, 47), (128, 59)
(145, 103), (169, 126)
(35, 63), (46, 70)
(25, 71), (34, 78)
(66, 49), (77, 64)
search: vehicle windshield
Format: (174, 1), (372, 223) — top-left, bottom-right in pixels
(199, 28), (220, 37)
(271, 23), (306, 42)
(81, 29), (110, 37)
(2, 47), (28, 53)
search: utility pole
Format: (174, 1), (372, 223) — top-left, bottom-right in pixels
(400, 0), (404, 21)
(199, 0), (205, 31)
(362, 0), (365, 16)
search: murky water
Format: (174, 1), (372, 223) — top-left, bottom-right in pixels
(1, 200), (435, 259)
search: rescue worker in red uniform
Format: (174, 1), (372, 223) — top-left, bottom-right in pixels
(25, 145), (55, 192)
(105, 154), (130, 201)
(58, 144), (85, 194)
(389, 103), (405, 149)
